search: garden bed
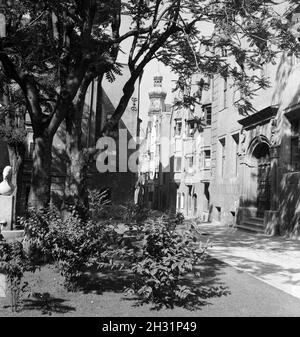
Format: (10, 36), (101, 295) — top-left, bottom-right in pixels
(0, 256), (230, 316)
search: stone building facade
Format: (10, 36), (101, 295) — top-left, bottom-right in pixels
(140, 8), (300, 238)
(140, 73), (212, 219)
(0, 64), (141, 226)
(209, 9), (300, 237)
(139, 73), (172, 211)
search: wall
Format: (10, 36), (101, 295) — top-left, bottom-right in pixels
(279, 172), (300, 236)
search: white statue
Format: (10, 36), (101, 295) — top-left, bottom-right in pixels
(0, 166), (14, 196)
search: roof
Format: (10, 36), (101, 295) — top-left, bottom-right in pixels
(238, 106), (278, 129)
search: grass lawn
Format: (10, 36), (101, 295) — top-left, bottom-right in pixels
(1, 253), (300, 317)
(0, 255), (231, 317)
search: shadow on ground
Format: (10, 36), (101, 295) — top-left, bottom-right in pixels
(77, 255), (230, 311)
(195, 223), (300, 290)
(21, 292), (76, 315)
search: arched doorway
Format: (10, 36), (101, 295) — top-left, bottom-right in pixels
(252, 142), (271, 217)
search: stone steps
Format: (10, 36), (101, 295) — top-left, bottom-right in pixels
(236, 217), (265, 234)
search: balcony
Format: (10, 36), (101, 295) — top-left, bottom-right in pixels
(184, 169), (197, 185)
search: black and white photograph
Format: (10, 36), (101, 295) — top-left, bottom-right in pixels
(0, 0), (300, 322)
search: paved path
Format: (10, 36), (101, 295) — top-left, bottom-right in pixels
(191, 221), (300, 300)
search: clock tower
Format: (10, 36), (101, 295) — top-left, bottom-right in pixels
(148, 73), (167, 116)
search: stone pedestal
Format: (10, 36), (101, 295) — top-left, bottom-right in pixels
(0, 195), (14, 230)
(0, 273), (5, 298)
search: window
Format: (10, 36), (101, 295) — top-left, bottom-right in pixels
(232, 133), (239, 176)
(204, 150), (211, 169)
(175, 157), (182, 172)
(291, 120), (300, 171)
(219, 138), (226, 177)
(203, 104), (211, 126)
(223, 77), (228, 109)
(186, 156), (194, 172)
(187, 121), (196, 137)
(174, 119), (182, 136)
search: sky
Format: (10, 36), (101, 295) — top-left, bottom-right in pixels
(114, 1), (291, 137)
(117, 14), (215, 136)
(118, 54), (177, 137)
(117, 13), (177, 136)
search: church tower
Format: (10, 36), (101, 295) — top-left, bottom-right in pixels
(148, 73), (167, 116)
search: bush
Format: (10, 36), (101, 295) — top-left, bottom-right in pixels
(22, 207), (128, 290)
(125, 216), (208, 307)
(175, 212), (185, 226)
(88, 189), (111, 220)
(121, 202), (149, 224)
(95, 204), (125, 221)
(0, 238), (35, 312)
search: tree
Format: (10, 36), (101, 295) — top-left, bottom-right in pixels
(68, 0), (297, 213)
(0, 0), (120, 210)
(0, 0), (297, 214)
(0, 80), (26, 222)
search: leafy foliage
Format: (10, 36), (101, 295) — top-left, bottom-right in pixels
(22, 207), (127, 290)
(125, 216), (209, 308)
(0, 237), (36, 312)
(19, 206), (229, 309)
(158, 1), (300, 115)
(87, 188), (111, 221)
(121, 202), (149, 224)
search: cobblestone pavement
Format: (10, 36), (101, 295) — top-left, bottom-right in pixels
(190, 221), (300, 300)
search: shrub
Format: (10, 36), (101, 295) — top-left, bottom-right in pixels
(175, 212), (185, 226)
(125, 216), (208, 307)
(122, 202), (149, 224)
(0, 238), (35, 312)
(95, 204), (126, 221)
(22, 207), (128, 290)
(88, 189), (111, 220)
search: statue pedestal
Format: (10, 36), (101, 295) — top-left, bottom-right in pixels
(0, 273), (5, 297)
(0, 195), (14, 230)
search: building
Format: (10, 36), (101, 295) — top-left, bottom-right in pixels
(168, 73), (212, 219)
(140, 72), (212, 219)
(139, 73), (172, 211)
(140, 6), (300, 238)
(209, 7), (300, 238)
(0, 64), (141, 226)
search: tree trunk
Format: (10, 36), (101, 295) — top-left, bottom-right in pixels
(63, 141), (88, 219)
(62, 77), (94, 219)
(63, 105), (88, 219)
(28, 134), (53, 211)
